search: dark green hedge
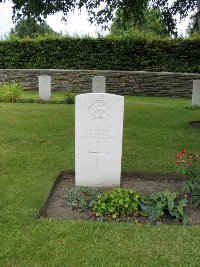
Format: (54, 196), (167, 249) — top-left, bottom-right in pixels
(0, 36), (200, 72)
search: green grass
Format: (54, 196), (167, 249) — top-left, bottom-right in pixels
(1, 95), (200, 266)
(123, 96), (200, 172)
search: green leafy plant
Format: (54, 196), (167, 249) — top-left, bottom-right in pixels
(188, 187), (200, 207)
(140, 190), (188, 224)
(176, 149), (200, 206)
(64, 186), (101, 210)
(91, 188), (142, 219)
(0, 82), (23, 102)
(64, 92), (76, 104)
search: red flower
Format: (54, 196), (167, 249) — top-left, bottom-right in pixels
(181, 149), (187, 154)
(176, 154), (184, 160)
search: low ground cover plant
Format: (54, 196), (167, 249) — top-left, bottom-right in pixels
(140, 191), (188, 224)
(64, 186), (101, 210)
(0, 81), (23, 102)
(91, 188), (142, 219)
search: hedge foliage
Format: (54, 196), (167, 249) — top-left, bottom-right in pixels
(0, 36), (200, 73)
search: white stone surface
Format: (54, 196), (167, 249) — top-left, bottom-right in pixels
(38, 75), (51, 101)
(75, 93), (124, 187)
(192, 80), (200, 106)
(92, 76), (106, 93)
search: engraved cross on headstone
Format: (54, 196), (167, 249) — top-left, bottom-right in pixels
(88, 141), (109, 173)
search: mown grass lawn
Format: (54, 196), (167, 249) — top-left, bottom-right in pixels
(1, 95), (200, 266)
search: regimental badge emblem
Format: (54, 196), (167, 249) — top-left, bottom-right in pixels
(88, 100), (110, 123)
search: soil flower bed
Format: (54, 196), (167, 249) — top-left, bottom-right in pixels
(40, 171), (200, 225)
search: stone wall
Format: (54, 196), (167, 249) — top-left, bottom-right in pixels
(1, 69), (200, 98)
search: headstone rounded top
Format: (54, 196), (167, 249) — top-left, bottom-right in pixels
(76, 93), (123, 98)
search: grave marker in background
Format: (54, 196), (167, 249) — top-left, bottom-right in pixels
(192, 80), (200, 106)
(75, 93), (124, 187)
(92, 76), (106, 93)
(38, 75), (51, 101)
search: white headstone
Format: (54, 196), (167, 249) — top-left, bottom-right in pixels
(38, 75), (51, 101)
(75, 93), (124, 187)
(92, 76), (106, 93)
(192, 80), (200, 106)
